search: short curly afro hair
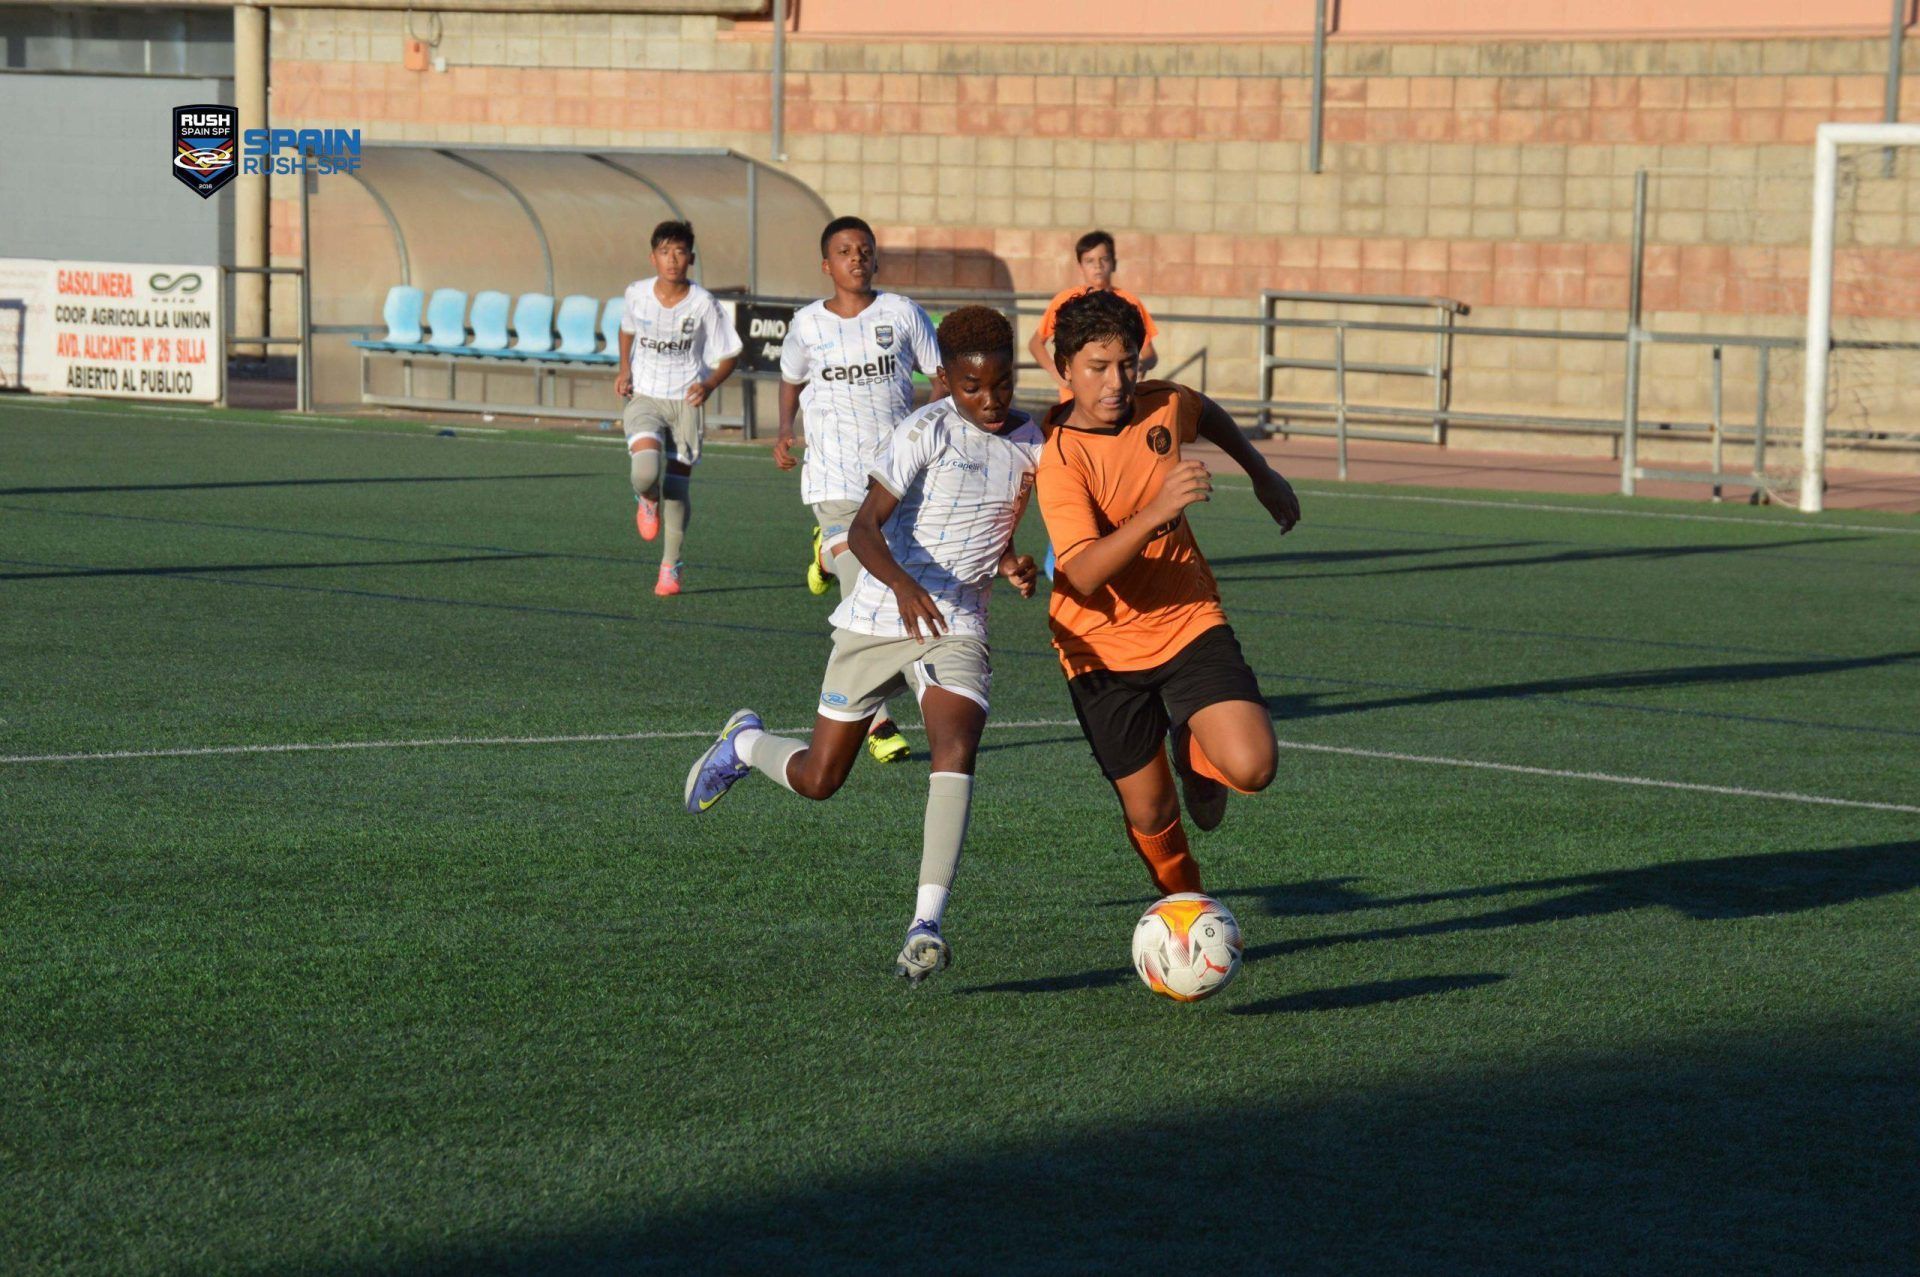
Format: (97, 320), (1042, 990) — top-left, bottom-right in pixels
(936, 305), (1015, 365)
(1051, 289), (1145, 373)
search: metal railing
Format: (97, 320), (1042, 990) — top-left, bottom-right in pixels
(219, 263), (310, 413)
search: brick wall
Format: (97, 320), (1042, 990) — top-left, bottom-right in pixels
(266, 11), (1920, 460)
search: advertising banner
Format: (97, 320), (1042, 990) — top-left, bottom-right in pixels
(0, 258), (222, 402)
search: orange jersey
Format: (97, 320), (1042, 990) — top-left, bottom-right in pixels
(1036, 381), (1227, 677)
(1036, 286), (1159, 402)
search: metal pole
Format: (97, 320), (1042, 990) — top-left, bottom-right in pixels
(1803, 128), (1839, 513)
(746, 162), (759, 296)
(1309, 0), (1327, 175)
(1887, 0), (1906, 177)
(1430, 302), (1448, 443)
(299, 167), (313, 414)
(1621, 169), (1648, 496)
(1754, 345), (1770, 482)
(771, 0), (788, 162)
(1710, 345), (1724, 501)
(1334, 324), (1349, 481)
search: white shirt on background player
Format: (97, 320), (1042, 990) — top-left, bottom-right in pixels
(620, 277), (743, 400)
(778, 293), (942, 505)
(831, 397), (1045, 641)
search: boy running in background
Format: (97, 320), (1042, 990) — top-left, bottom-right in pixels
(1036, 290), (1301, 898)
(615, 220), (742, 597)
(774, 215), (942, 764)
(1026, 229), (1158, 402)
(687, 307), (1043, 983)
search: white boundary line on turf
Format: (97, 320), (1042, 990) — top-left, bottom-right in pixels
(1288, 486), (1920, 537)
(5, 719), (1916, 814)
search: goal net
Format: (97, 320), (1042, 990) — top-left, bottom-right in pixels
(1804, 122), (1920, 512)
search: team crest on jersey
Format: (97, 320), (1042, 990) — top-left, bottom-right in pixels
(873, 324), (895, 350)
(1147, 425), (1173, 455)
(681, 316), (696, 335)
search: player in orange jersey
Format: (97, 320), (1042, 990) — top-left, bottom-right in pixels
(1027, 229), (1158, 403)
(1034, 290), (1301, 897)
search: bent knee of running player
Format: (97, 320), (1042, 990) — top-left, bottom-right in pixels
(1186, 699), (1278, 794)
(786, 714), (871, 799)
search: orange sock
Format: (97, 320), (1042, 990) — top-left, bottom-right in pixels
(1128, 818), (1203, 895)
(1178, 730), (1255, 796)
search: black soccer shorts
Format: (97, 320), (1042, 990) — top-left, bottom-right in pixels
(1065, 624), (1265, 782)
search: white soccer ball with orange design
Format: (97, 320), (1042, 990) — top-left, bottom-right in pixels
(1131, 892), (1243, 1002)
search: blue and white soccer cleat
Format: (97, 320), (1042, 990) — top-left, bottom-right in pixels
(684, 708), (762, 814)
(894, 919), (952, 983)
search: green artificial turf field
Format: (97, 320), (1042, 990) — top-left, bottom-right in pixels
(3, 398), (1917, 1274)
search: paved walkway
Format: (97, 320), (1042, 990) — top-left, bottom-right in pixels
(1191, 434), (1920, 516)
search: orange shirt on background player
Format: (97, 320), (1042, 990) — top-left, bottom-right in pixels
(1035, 287), (1159, 403)
(1036, 380), (1226, 678)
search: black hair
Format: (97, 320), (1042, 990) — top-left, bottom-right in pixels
(936, 305), (1014, 365)
(1051, 289), (1145, 372)
(651, 220), (695, 251)
(1074, 229), (1117, 261)
(820, 215), (876, 258)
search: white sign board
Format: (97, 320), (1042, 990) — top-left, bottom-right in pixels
(0, 258), (222, 402)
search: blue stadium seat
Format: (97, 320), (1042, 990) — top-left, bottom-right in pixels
(349, 284), (425, 351)
(552, 294), (601, 360)
(468, 290), (511, 352)
(597, 297), (623, 364)
(504, 293), (555, 358)
(424, 288), (469, 349)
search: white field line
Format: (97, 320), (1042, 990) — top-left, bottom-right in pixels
(5, 718), (1916, 814)
(1291, 486), (1920, 537)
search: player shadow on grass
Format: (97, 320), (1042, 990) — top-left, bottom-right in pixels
(0, 471), (597, 497)
(1211, 534), (1873, 585)
(1259, 648), (1920, 725)
(348, 1027), (1918, 1273)
(0, 551), (552, 581)
(981, 841), (1920, 997)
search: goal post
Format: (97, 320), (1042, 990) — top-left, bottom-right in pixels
(1801, 121), (1920, 513)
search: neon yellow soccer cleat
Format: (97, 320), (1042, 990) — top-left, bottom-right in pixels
(866, 724), (910, 764)
(806, 525), (833, 596)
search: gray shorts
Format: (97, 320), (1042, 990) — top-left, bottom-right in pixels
(811, 499), (864, 552)
(818, 627), (992, 722)
(624, 393), (704, 466)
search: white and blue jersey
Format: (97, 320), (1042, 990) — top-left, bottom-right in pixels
(779, 292), (941, 505)
(830, 398), (1044, 641)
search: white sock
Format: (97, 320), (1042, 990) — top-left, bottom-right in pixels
(735, 727), (803, 794)
(915, 884), (950, 927)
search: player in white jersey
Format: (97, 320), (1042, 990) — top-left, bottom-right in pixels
(774, 215), (941, 764)
(616, 220), (743, 597)
(686, 307), (1041, 983)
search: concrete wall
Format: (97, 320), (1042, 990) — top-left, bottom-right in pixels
(263, 12), (1920, 463)
(0, 72), (233, 267)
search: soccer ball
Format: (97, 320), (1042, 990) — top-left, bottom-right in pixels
(1131, 892), (1243, 1002)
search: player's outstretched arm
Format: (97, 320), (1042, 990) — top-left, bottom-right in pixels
(847, 479), (947, 642)
(1196, 394), (1300, 533)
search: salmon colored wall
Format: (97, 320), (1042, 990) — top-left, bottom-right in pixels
(751, 0), (1910, 39)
